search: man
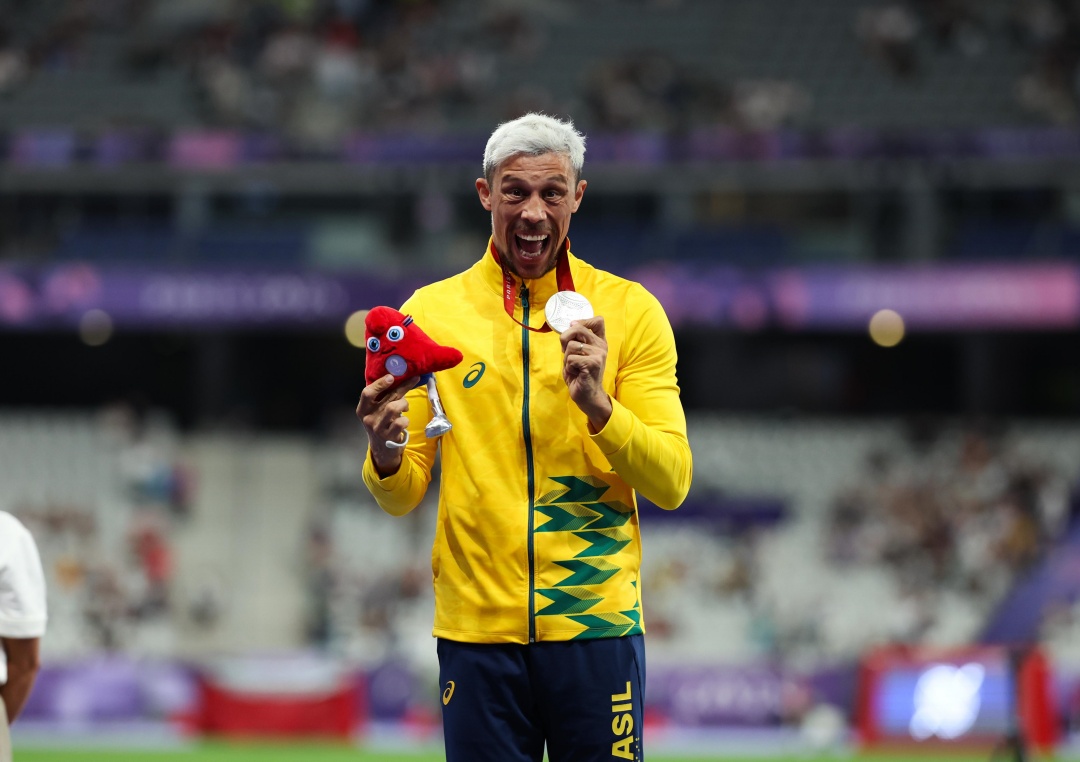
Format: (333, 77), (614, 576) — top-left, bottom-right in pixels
(0, 511), (47, 762)
(357, 112), (692, 761)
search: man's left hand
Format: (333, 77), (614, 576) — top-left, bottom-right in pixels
(560, 316), (613, 432)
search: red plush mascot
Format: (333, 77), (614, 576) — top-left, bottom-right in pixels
(364, 306), (462, 444)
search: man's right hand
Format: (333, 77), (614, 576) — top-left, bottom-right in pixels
(356, 374), (413, 477)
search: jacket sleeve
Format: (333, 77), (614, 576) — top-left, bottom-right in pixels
(361, 295), (441, 516)
(590, 286), (692, 510)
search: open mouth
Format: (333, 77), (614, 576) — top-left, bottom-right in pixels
(514, 232), (549, 258)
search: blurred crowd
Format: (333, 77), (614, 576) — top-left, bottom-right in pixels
(1010, 0), (1080, 125)
(301, 415), (436, 667)
(7, 402), (195, 660)
(582, 51), (811, 133)
(174, 0), (500, 144)
(1, 0), (1079, 141)
(599, 419), (1077, 669)
(824, 421), (1073, 641)
(0, 0), (505, 143)
(856, 0), (1080, 124)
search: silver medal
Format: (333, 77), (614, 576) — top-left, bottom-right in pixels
(544, 291), (594, 333)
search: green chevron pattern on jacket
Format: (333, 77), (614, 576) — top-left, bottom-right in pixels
(568, 608), (642, 640)
(573, 529), (632, 558)
(580, 501), (633, 529)
(535, 476), (634, 535)
(535, 586), (603, 616)
(552, 559), (620, 587)
(534, 476), (642, 638)
(539, 475), (610, 505)
(535, 503), (599, 533)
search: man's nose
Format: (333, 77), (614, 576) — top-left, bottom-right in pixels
(521, 194), (546, 222)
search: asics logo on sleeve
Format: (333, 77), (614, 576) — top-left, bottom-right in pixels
(442, 681), (456, 705)
(463, 362), (486, 388)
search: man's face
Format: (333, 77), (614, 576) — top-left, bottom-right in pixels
(476, 152), (587, 281)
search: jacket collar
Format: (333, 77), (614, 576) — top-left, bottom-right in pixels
(479, 237), (577, 306)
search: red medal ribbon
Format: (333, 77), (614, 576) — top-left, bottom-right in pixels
(490, 239), (576, 333)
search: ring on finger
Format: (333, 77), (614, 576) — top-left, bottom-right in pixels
(385, 430), (410, 449)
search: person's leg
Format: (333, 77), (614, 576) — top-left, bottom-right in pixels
(532, 635), (646, 762)
(0, 697), (11, 762)
(438, 638), (545, 762)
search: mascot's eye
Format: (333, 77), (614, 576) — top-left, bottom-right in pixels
(386, 326), (404, 341)
(366, 337), (380, 352)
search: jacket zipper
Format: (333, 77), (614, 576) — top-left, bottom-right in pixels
(521, 284), (537, 644)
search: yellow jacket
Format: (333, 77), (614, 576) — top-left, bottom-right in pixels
(363, 240), (692, 644)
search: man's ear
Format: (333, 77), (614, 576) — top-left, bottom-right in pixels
(476, 178), (492, 211)
(570, 179), (587, 213)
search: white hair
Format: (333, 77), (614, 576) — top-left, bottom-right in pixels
(482, 113), (586, 182)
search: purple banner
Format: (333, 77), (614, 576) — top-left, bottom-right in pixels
(7, 127), (1080, 168)
(769, 264), (1080, 330)
(18, 655), (855, 728)
(639, 494), (787, 529)
(647, 663), (859, 728)
(0, 264), (418, 329)
(20, 656), (197, 723)
(105, 271), (350, 326)
(167, 131), (244, 169)
(632, 264), (768, 331)
(1, 262), (1078, 331)
(635, 262), (1080, 331)
(8, 130), (76, 167)
(649, 666), (812, 726)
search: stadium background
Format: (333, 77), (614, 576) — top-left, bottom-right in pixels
(3, 0), (1080, 759)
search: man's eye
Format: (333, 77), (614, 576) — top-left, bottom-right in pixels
(386, 326), (404, 341)
(367, 337), (380, 351)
